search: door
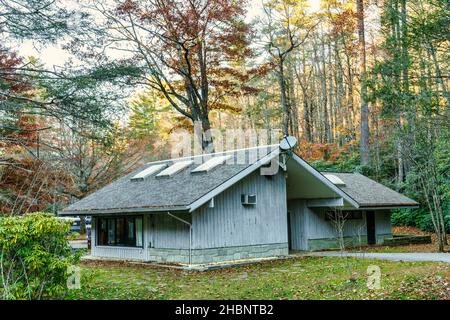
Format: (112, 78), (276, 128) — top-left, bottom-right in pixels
(366, 211), (376, 245)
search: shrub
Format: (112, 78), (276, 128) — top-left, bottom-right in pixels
(0, 212), (81, 300)
(392, 208), (450, 233)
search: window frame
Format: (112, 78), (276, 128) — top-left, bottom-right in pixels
(96, 215), (144, 248)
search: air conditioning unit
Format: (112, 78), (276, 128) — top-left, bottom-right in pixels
(241, 194), (257, 205)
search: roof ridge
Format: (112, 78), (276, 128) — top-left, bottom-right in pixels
(144, 144), (280, 165)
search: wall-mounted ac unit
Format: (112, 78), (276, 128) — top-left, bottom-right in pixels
(241, 194), (257, 205)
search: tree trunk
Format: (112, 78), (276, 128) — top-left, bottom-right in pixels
(327, 40), (334, 143)
(288, 60), (299, 139)
(320, 36), (331, 143)
(278, 60), (290, 136)
(191, 106), (214, 153)
(357, 0), (370, 165)
(296, 50), (313, 142)
(303, 99), (312, 142)
(345, 51), (355, 141)
(427, 41), (449, 108)
(334, 38), (344, 145)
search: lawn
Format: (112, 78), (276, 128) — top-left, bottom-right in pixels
(67, 256), (450, 300)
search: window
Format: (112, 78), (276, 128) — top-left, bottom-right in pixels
(323, 174), (346, 186)
(191, 155), (233, 173)
(97, 216), (143, 247)
(325, 210), (362, 221)
(156, 160), (193, 177)
(130, 164), (167, 181)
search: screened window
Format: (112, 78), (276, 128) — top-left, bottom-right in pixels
(97, 216), (143, 247)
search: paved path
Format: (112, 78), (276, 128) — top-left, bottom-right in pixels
(304, 251), (450, 263)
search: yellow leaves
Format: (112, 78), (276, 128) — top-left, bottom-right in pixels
(342, 1), (355, 11)
(265, 0), (311, 26)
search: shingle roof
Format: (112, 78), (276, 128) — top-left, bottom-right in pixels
(61, 146), (418, 215)
(61, 145), (279, 215)
(322, 172), (418, 208)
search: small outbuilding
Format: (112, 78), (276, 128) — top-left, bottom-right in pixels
(61, 145), (418, 264)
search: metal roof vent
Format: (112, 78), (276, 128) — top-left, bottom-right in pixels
(131, 164), (167, 181)
(191, 155), (233, 173)
(156, 160), (193, 177)
(324, 174), (346, 186)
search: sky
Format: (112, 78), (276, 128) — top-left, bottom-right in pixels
(18, 0), (323, 69)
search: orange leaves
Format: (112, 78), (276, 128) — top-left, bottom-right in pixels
(0, 158), (72, 215)
(210, 102), (242, 113)
(10, 115), (41, 148)
(331, 9), (357, 36)
(297, 140), (353, 162)
(248, 62), (275, 78)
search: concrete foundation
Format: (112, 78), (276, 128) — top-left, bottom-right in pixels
(147, 243), (289, 264)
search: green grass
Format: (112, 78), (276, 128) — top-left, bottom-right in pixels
(67, 256), (449, 300)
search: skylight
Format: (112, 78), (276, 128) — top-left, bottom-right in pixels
(324, 174), (346, 186)
(191, 155), (233, 173)
(156, 160), (194, 177)
(131, 164), (167, 181)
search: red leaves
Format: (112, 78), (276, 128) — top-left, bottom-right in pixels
(296, 140), (356, 162)
(110, 0), (252, 115)
(0, 45), (31, 93)
(11, 116), (40, 148)
(116, 0), (140, 15)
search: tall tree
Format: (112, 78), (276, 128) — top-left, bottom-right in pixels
(1, 0), (138, 216)
(77, 0), (252, 152)
(0, 0), (133, 154)
(357, 0), (370, 166)
(258, 0), (314, 137)
(371, 0), (449, 251)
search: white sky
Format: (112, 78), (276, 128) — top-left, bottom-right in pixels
(18, 0), (323, 68)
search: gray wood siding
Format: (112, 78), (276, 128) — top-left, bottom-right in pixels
(288, 200), (309, 250)
(147, 213), (191, 249)
(374, 210), (392, 235)
(287, 204), (392, 245)
(91, 217), (96, 246)
(93, 246), (146, 260)
(306, 208), (368, 239)
(192, 170), (288, 249)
